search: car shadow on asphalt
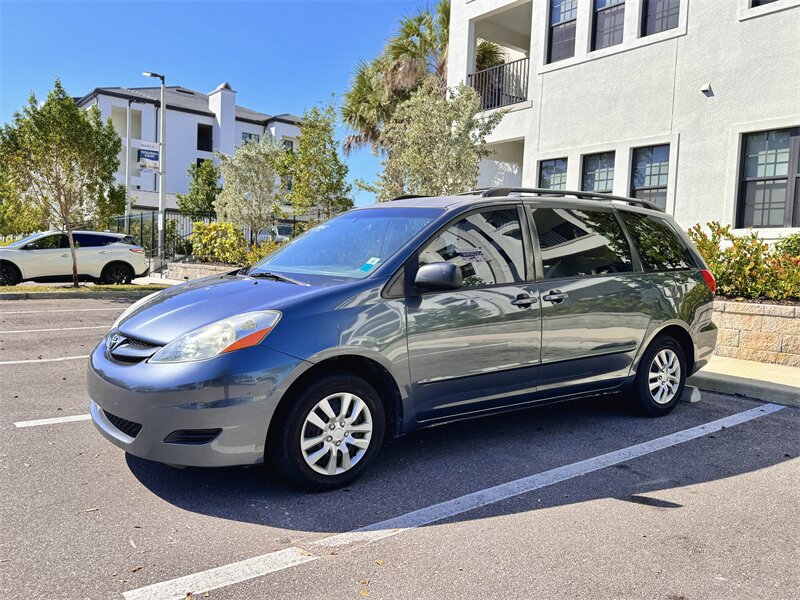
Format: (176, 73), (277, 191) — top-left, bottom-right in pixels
(125, 393), (799, 534)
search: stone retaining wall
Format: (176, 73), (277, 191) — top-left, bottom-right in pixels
(166, 262), (234, 281)
(713, 300), (800, 367)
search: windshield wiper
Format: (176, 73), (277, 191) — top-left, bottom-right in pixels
(247, 270), (308, 286)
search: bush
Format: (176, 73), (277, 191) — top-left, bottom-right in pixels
(687, 222), (800, 301)
(775, 232), (800, 258)
(245, 240), (284, 266)
(189, 221), (247, 264)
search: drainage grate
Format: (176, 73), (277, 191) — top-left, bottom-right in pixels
(102, 410), (143, 439)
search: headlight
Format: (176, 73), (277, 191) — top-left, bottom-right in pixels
(112, 291), (161, 330)
(149, 310), (281, 363)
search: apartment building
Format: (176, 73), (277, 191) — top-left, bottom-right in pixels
(448, 0), (800, 239)
(75, 83), (301, 211)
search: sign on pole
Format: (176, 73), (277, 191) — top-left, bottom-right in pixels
(137, 141), (160, 172)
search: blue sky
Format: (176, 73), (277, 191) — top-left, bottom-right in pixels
(0, 0), (420, 206)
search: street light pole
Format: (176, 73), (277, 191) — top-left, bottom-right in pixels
(143, 71), (166, 263)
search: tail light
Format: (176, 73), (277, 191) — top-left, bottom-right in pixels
(129, 248), (144, 254)
(700, 269), (716, 293)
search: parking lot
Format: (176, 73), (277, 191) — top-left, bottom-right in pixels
(0, 297), (798, 600)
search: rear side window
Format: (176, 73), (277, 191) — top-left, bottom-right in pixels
(418, 209), (525, 288)
(119, 236), (138, 245)
(531, 207), (633, 279)
(619, 212), (696, 271)
(73, 233), (118, 247)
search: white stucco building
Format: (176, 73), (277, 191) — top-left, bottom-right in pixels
(75, 83), (301, 211)
(448, 0), (800, 239)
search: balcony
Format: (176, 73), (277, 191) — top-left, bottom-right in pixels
(468, 57), (530, 111)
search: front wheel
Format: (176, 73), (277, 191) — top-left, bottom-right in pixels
(268, 374), (385, 491)
(0, 262), (20, 286)
(631, 336), (686, 417)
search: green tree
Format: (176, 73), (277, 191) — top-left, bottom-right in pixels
(215, 136), (285, 242)
(342, 0), (504, 155)
(372, 78), (504, 201)
(286, 100), (353, 220)
(0, 79), (121, 286)
(177, 159), (221, 217)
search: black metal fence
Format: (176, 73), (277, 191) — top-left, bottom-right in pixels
(468, 57), (530, 111)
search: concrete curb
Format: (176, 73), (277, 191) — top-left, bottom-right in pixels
(688, 371), (800, 408)
(0, 290), (158, 301)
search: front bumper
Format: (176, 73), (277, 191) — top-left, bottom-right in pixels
(87, 340), (308, 467)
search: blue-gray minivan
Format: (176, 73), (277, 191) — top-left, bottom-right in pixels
(87, 189), (718, 490)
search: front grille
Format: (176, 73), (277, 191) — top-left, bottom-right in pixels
(108, 334), (161, 364)
(164, 428), (222, 445)
(103, 410), (143, 439)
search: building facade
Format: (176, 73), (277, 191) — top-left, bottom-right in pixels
(75, 83), (301, 211)
(448, 0), (800, 239)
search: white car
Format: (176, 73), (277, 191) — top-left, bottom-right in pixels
(0, 231), (148, 286)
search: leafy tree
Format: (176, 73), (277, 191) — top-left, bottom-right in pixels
(0, 163), (47, 235)
(0, 79), (121, 286)
(214, 136), (285, 243)
(286, 100), (353, 220)
(342, 0), (504, 155)
(372, 78), (504, 201)
(177, 159), (221, 217)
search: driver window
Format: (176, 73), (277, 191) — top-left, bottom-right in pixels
(418, 209), (525, 288)
(25, 234), (67, 250)
(531, 208), (632, 279)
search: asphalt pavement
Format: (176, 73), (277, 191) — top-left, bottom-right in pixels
(1, 298), (798, 600)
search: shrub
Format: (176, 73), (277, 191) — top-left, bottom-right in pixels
(775, 232), (800, 258)
(687, 222), (800, 301)
(189, 221), (246, 264)
(245, 240), (285, 266)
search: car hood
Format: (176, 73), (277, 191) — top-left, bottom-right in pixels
(117, 274), (322, 345)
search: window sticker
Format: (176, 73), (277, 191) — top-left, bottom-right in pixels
(459, 249), (489, 263)
(359, 257), (381, 272)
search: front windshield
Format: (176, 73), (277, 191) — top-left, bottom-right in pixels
(250, 207), (441, 284)
(8, 233), (42, 248)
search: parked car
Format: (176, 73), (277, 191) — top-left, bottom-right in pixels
(87, 189), (717, 490)
(0, 230), (148, 286)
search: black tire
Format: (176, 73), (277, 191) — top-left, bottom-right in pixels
(101, 262), (134, 285)
(0, 262), (21, 286)
(630, 336), (687, 417)
(267, 374), (386, 491)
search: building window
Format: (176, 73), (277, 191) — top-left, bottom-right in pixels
(593, 0), (625, 50)
(242, 132), (260, 143)
(548, 0), (577, 63)
(737, 128), (800, 228)
(283, 139), (294, 151)
(751, 0), (779, 6)
(539, 158), (568, 190)
(582, 152), (615, 193)
(641, 0), (679, 36)
(630, 145), (670, 209)
(197, 124), (213, 152)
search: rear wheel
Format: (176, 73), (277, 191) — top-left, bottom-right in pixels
(268, 374), (385, 491)
(0, 262), (20, 286)
(101, 263), (134, 285)
(631, 336), (686, 417)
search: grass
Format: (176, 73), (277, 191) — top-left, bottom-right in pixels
(0, 284), (168, 293)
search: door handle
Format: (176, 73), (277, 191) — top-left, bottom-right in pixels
(98, 251), (108, 254)
(543, 290), (569, 304)
(511, 293), (537, 308)
(60, 253), (69, 257)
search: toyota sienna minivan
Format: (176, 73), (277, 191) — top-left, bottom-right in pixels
(88, 188), (717, 490)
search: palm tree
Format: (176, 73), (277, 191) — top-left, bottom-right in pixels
(342, 0), (505, 155)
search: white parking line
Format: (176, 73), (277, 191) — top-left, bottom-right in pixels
(14, 414), (91, 428)
(0, 354), (90, 366)
(123, 403), (784, 600)
(0, 325), (108, 334)
(0, 308), (123, 315)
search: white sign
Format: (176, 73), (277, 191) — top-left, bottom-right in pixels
(138, 141), (159, 152)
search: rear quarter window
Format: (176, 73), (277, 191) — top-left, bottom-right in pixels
(619, 212), (696, 272)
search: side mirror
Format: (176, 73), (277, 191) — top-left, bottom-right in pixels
(414, 262), (462, 293)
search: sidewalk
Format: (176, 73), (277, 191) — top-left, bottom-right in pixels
(132, 275), (185, 286)
(688, 356), (800, 407)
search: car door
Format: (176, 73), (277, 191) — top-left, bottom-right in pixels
(73, 233), (115, 277)
(21, 234), (71, 279)
(528, 204), (652, 392)
(405, 206), (542, 423)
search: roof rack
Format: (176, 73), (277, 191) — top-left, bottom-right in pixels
(391, 194), (431, 201)
(477, 187), (664, 212)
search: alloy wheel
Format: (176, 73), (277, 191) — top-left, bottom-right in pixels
(648, 348), (681, 404)
(299, 392), (373, 476)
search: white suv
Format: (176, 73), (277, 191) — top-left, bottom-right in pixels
(0, 231), (148, 286)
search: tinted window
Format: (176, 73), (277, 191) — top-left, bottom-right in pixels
(25, 234), (67, 250)
(532, 208), (632, 279)
(73, 233), (117, 247)
(619, 212), (696, 271)
(419, 209), (525, 288)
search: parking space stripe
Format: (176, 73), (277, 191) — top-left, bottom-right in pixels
(14, 414), (91, 428)
(0, 354), (90, 366)
(122, 547), (317, 600)
(122, 403), (783, 600)
(0, 308), (123, 315)
(0, 325), (108, 334)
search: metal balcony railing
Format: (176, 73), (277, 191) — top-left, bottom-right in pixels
(467, 57), (530, 111)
